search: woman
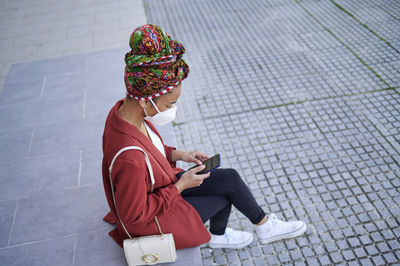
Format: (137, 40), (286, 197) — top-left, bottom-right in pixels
(102, 24), (306, 250)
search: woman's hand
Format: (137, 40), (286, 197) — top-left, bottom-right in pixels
(174, 165), (210, 193)
(172, 150), (208, 165)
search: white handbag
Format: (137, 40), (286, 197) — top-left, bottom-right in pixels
(109, 146), (177, 266)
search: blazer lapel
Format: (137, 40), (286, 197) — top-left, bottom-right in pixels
(110, 99), (176, 179)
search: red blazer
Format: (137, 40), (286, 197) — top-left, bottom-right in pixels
(101, 99), (210, 249)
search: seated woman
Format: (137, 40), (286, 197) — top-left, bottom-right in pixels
(102, 24), (306, 250)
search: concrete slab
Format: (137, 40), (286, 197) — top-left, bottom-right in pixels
(0, 151), (80, 201)
(9, 183), (109, 246)
(0, 78), (44, 106)
(5, 55), (87, 84)
(0, 237), (75, 266)
(0, 92), (84, 132)
(29, 114), (104, 157)
(0, 126), (33, 162)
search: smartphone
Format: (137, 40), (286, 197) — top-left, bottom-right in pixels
(188, 154), (220, 174)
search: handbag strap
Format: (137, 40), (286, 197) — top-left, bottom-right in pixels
(109, 146), (163, 241)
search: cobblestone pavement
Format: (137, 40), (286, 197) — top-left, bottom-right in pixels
(145, 0), (400, 265)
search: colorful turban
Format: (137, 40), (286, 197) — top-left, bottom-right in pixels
(124, 24), (190, 100)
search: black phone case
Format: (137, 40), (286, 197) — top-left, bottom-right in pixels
(188, 154), (220, 174)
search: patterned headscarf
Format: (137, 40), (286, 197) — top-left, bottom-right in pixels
(124, 24), (189, 100)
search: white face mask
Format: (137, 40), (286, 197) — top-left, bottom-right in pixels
(144, 99), (177, 126)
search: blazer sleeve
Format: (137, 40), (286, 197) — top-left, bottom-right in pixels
(112, 156), (179, 225)
(164, 144), (177, 168)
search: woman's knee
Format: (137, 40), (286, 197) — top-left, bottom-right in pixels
(212, 168), (243, 185)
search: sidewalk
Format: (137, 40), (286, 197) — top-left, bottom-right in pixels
(1, 0), (400, 265)
(0, 0), (146, 92)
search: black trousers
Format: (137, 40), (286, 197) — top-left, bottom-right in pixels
(177, 168), (266, 235)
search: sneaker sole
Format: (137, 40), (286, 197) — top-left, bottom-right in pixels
(208, 234), (254, 249)
(259, 223), (306, 244)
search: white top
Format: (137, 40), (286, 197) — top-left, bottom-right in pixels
(144, 122), (166, 157)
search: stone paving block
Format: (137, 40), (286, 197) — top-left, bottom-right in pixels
(0, 151), (80, 201)
(42, 14), (96, 32)
(9, 183), (109, 246)
(0, 236), (74, 266)
(372, 255), (386, 265)
(29, 114), (104, 157)
(84, 82), (123, 120)
(38, 36), (94, 58)
(0, 78), (44, 106)
(0, 46), (37, 63)
(74, 228), (127, 266)
(80, 145), (103, 186)
(12, 29), (68, 50)
(86, 48), (125, 71)
(5, 55), (87, 83)
(0, 92), (84, 132)
(42, 71), (88, 98)
(0, 126), (33, 162)
(94, 29), (130, 47)
(43, 65), (123, 99)
(119, 15), (148, 30)
(384, 252), (398, 264)
(67, 20), (118, 39)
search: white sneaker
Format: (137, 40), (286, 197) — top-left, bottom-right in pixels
(256, 213), (306, 244)
(208, 228), (254, 249)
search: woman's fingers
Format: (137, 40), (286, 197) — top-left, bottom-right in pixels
(190, 165), (210, 183)
(198, 172), (210, 180)
(197, 172), (210, 186)
(190, 164), (206, 174)
(186, 151), (203, 165)
(192, 156), (203, 165)
(192, 151), (208, 161)
(180, 166), (211, 190)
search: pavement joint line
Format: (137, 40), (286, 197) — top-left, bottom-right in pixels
(294, 0), (390, 87)
(72, 236), (77, 266)
(82, 91), (87, 119)
(39, 77), (47, 100)
(6, 200), (19, 248)
(27, 126), (36, 159)
(10, 181), (101, 202)
(0, 226), (112, 250)
(78, 149), (83, 187)
(329, 0), (400, 54)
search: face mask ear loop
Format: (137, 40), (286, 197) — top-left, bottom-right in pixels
(149, 98), (161, 113)
(143, 106), (149, 117)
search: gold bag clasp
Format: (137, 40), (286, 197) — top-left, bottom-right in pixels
(142, 254), (159, 264)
